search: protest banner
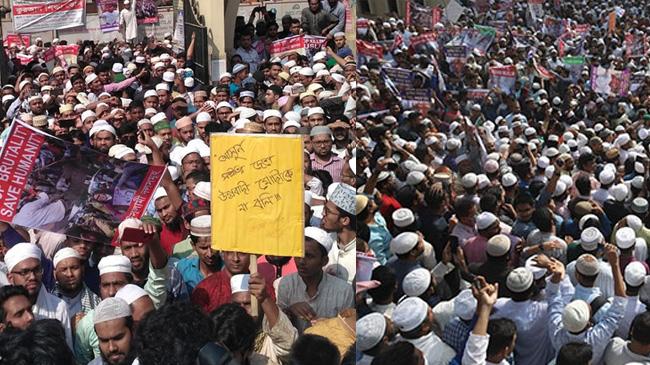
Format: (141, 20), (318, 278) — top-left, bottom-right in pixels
(542, 16), (566, 38)
(0, 121), (164, 244)
(209, 134), (304, 257)
(528, 0), (544, 22)
(630, 73), (646, 94)
(410, 32), (439, 54)
(55, 44), (80, 66)
(12, 0), (85, 33)
(466, 88), (490, 101)
(3, 34), (31, 48)
(401, 88), (432, 110)
(304, 35), (327, 57)
(383, 67), (413, 92)
(444, 0), (465, 25)
(608, 11), (616, 34)
(562, 56), (586, 82)
(533, 58), (554, 80)
(98, 0), (120, 33)
(406, 0), (435, 29)
(356, 40), (383, 61)
(136, 0), (159, 24)
(625, 33), (647, 58)
(271, 35), (306, 59)
(488, 65), (517, 94)
(591, 66), (630, 96)
(445, 45), (467, 76)
(474, 0), (490, 14)
(454, 25), (495, 56)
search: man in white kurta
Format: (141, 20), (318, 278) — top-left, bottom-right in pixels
(119, 0), (138, 42)
(5, 242), (72, 348)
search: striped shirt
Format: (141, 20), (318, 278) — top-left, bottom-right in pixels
(310, 153), (345, 183)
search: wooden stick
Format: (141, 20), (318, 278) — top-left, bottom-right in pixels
(249, 254), (258, 317)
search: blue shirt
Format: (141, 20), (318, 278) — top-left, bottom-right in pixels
(368, 213), (392, 265)
(175, 256), (222, 294)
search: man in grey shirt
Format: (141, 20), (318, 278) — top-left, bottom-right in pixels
(301, 0), (338, 36)
(321, 0), (345, 37)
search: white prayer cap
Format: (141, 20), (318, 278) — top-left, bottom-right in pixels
(144, 90), (158, 99)
(186, 139), (210, 158)
(357, 313), (386, 352)
(545, 147), (559, 158)
(81, 110), (96, 122)
(94, 297), (132, 325)
(194, 181), (211, 202)
(196, 112), (212, 124)
(632, 176), (645, 189)
(486, 234), (510, 257)
(631, 197), (649, 215)
(112, 63), (123, 73)
(610, 183), (629, 202)
(580, 227), (602, 251)
(155, 82), (169, 92)
(5, 242), (42, 272)
(85, 73), (98, 84)
(328, 183), (355, 215)
(392, 297), (428, 332)
(507, 267), (534, 293)
(525, 255), (547, 280)
(578, 214), (599, 231)
(461, 173), (478, 188)
(162, 71), (175, 82)
(169, 145), (200, 166)
(537, 156), (550, 169)
(232, 63), (247, 74)
(167, 166), (180, 181)
(614, 133), (631, 147)
(153, 187), (168, 201)
(624, 262), (647, 287)
(115, 284), (148, 304)
(390, 232), (419, 255)
(402, 268), (431, 297)
(305, 227), (333, 252)
(299, 67), (315, 77)
(635, 163), (646, 175)
(98, 255), (132, 276)
(313, 51), (327, 62)
(626, 215), (643, 233)
(406, 171), (425, 186)
(89, 122), (116, 137)
(476, 212), (498, 230)
(153, 62), (165, 70)
(599, 169), (615, 185)
(53, 247), (82, 268)
(477, 174), (490, 190)
(615, 227), (636, 249)
(575, 254), (600, 276)
(184, 78), (194, 88)
(562, 300), (590, 333)
(282, 120), (301, 130)
(219, 72), (232, 80)
(263, 109), (282, 121)
(216, 101), (233, 111)
(307, 107), (325, 117)
(137, 119), (152, 127)
(552, 181), (567, 198)
(392, 208), (415, 228)
(484, 159), (499, 174)
(190, 215), (211, 237)
(501, 173), (518, 188)
(453, 289), (477, 321)
(230, 274), (250, 294)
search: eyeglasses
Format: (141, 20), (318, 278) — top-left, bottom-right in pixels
(323, 205), (340, 217)
(312, 139), (332, 146)
(11, 265), (43, 278)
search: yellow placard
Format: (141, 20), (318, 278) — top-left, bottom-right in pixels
(209, 133), (304, 257)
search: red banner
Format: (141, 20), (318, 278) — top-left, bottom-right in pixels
(270, 35), (306, 58)
(3, 34), (31, 47)
(356, 40), (383, 60)
(0, 121), (165, 244)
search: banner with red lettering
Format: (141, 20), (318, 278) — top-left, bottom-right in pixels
(55, 44), (80, 66)
(625, 33), (647, 58)
(270, 35), (306, 59)
(0, 121), (165, 245)
(304, 35), (327, 58)
(12, 0), (85, 33)
(3, 34), (31, 48)
(591, 66), (630, 96)
(488, 65), (517, 94)
(356, 40), (383, 61)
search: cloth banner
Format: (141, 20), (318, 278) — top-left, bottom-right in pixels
(629, 73), (646, 94)
(136, 0), (158, 24)
(466, 88), (490, 101)
(383, 67), (413, 92)
(0, 121), (164, 244)
(12, 0), (85, 33)
(209, 134), (304, 257)
(542, 17), (566, 38)
(409, 32), (439, 54)
(444, 0), (465, 24)
(356, 40), (383, 61)
(445, 45), (467, 76)
(488, 65), (517, 94)
(406, 0), (435, 29)
(270, 35), (306, 59)
(591, 66), (630, 96)
(304, 35), (327, 58)
(625, 33), (647, 58)
(454, 25), (495, 56)
(528, 0), (544, 21)
(55, 44), (80, 66)
(97, 0), (119, 33)
(3, 34), (31, 47)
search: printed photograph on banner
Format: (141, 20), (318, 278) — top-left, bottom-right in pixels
(136, 0), (159, 24)
(0, 121), (164, 244)
(97, 0), (120, 33)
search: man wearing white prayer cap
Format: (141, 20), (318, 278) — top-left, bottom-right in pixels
(357, 312), (393, 364)
(566, 250), (615, 302)
(276, 226), (354, 334)
(52, 247), (100, 318)
(6, 242), (73, 348)
(440, 288), (476, 354)
(392, 296), (456, 365)
(610, 261), (648, 339)
(463, 212), (507, 265)
(91, 297), (135, 365)
(548, 243), (627, 365)
(322, 184), (357, 284)
(392, 208), (417, 231)
(175, 215), (222, 294)
(115, 284), (154, 328)
(402, 267), (435, 303)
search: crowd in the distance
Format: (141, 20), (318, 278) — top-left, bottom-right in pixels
(0, 1), (357, 364)
(355, 1), (650, 365)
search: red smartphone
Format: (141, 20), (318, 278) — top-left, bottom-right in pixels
(121, 227), (152, 243)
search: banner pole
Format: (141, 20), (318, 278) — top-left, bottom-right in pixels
(249, 254), (259, 317)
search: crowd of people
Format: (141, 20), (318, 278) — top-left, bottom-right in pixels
(356, 1), (650, 365)
(0, 1), (356, 364)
